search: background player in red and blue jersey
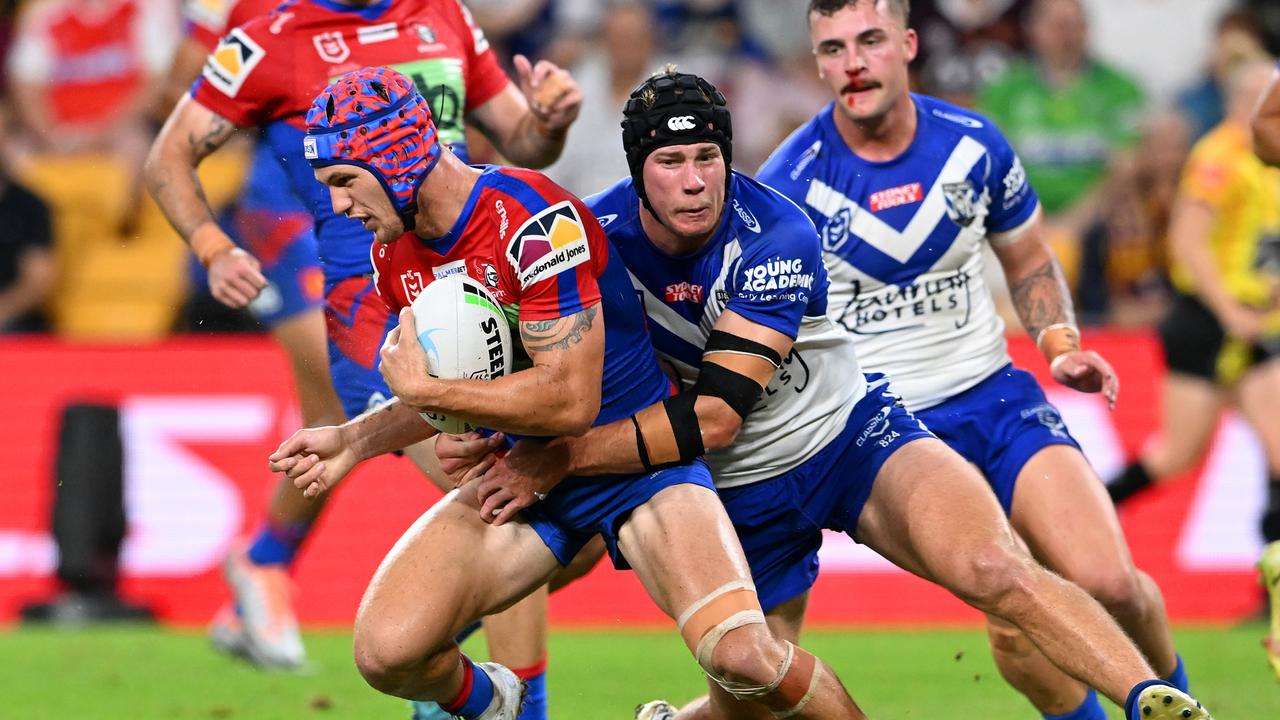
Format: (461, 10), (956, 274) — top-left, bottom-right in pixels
(144, 0), (582, 714)
(267, 67), (867, 720)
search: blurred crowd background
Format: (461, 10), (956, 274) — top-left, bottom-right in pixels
(1, 0), (1279, 341)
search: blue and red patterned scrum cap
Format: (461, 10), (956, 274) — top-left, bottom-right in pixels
(305, 67), (441, 230)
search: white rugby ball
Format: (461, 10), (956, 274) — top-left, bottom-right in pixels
(408, 274), (513, 433)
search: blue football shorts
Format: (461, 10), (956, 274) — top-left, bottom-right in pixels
(913, 363), (1081, 515)
(717, 374), (934, 612)
(522, 459), (717, 569)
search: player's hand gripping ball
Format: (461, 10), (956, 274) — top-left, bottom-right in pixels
(409, 274), (513, 433)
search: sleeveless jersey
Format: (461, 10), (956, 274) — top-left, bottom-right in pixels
(191, 0), (509, 288)
(373, 166), (670, 428)
(587, 172), (863, 488)
(758, 95), (1040, 411)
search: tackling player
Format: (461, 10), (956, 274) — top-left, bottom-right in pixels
(443, 68), (1212, 720)
(144, 0), (580, 715)
(269, 67), (869, 720)
(756, 2), (1190, 719)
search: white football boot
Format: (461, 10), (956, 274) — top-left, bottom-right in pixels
(470, 662), (527, 720)
(634, 700), (677, 720)
(1133, 684), (1212, 720)
(218, 545), (305, 669)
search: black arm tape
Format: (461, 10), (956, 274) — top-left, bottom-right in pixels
(704, 330), (783, 367)
(693, 361), (765, 419)
(631, 414), (655, 472)
(660, 390), (705, 466)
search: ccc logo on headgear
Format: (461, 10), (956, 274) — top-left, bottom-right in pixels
(667, 115), (696, 132)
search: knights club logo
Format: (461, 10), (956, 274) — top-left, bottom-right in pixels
(312, 31), (350, 63)
(505, 201), (591, 288)
(400, 270), (425, 302)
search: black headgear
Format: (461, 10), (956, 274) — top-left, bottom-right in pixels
(621, 71), (733, 216)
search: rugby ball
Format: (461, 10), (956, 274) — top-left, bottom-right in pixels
(408, 274), (513, 433)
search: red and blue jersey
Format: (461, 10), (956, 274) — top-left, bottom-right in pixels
(373, 166), (670, 427)
(190, 0), (510, 290)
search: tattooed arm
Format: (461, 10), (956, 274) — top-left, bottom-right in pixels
(992, 215), (1118, 403)
(144, 97), (267, 307)
(380, 304), (605, 437)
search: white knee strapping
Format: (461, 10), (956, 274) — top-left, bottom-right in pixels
(713, 641), (822, 719)
(675, 579), (767, 672)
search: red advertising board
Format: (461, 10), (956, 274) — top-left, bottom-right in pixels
(0, 332), (1265, 627)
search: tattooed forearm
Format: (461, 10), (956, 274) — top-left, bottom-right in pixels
(1007, 257), (1076, 339)
(520, 306), (599, 352)
(185, 113), (235, 160)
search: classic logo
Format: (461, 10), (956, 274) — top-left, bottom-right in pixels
(665, 282), (704, 303)
(495, 199), (510, 239)
(400, 270), (425, 302)
(432, 260), (466, 280)
(667, 115), (696, 132)
(312, 31), (350, 63)
(790, 139), (822, 181)
(869, 182), (923, 212)
(505, 201), (591, 288)
(855, 405), (893, 448)
(732, 198), (760, 233)
(202, 29), (264, 98)
(595, 213), (618, 227)
(930, 108), (984, 128)
(357, 23), (398, 44)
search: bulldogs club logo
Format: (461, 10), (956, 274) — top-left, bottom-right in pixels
(504, 201), (591, 288)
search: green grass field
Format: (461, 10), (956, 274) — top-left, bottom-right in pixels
(0, 623), (1274, 718)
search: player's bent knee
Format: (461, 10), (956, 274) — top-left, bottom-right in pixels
(353, 624), (451, 693)
(675, 581), (820, 716)
(677, 580), (768, 672)
(956, 542), (1034, 611)
(713, 640), (824, 718)
(1070, 567), (1144, 612)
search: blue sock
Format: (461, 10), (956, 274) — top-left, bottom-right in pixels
(408, 700), (451, 720)
(515, 669), (547, 720)
(441, 656), (494, 719)
(245, 521), (310, 566)
(1163, 654), (1189, 693)
(1043, 689), (1105, 720)
(1125, 678), (1172, 720)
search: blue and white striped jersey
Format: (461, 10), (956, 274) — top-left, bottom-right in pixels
(587, 171), (863, 487)
(758, 94), (1041, 410)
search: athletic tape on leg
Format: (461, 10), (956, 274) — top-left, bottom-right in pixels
(712, 641), (821, 718)
(675, 580), (767, 667)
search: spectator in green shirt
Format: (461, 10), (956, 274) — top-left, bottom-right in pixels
(977, 0), (1144, 236)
